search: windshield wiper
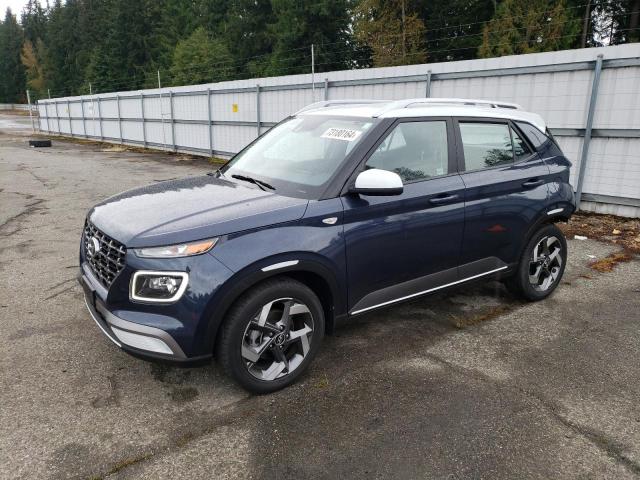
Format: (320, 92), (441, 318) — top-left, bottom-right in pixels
(231, 174), (275, 191)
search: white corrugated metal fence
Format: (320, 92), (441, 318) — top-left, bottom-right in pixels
(37, 44), (640, 217)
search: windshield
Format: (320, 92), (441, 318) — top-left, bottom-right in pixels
(221, 115), (376, 199)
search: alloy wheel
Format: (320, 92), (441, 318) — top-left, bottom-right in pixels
(529, 235), (563, 292)
(241, 298), (314, 381)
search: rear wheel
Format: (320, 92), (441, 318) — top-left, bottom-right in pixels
(506, 223), (567, 301)
(217, 278), (324, 393)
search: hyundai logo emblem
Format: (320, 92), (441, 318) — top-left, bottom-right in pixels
(86, 236), (101, 258)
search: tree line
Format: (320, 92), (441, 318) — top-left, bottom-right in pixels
(0, 0), (638, 103)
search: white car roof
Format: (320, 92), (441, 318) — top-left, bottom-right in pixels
(298, 98), (547, 132)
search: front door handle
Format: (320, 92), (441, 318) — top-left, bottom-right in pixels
(522, 178), (544, 188)
(429, 194), (459, 205)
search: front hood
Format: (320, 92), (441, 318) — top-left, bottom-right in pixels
(88, 175), (308, 248)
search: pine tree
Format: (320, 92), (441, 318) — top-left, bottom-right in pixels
(169, 27), (234, 85)
(222, 0), (274, 77)
(415, 0), (496, 62)
(21, 39), (46, 97)
(0, 8), (26, 103)
(478, 0), (581, 57)
(354, 0), (427, 67)
(264, 0), (355, 76)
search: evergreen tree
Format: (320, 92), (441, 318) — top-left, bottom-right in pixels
(354, 0), (427, 67)
(0, 8), (26, 103)
(264, 0), (355, 76)
(21, 0), (47, 45)
(169, 27), (235, 85)
(222, 0), (274, 77)
(415, 0), (495, 62)
(478, 0), (581, 57)
(21, 39), (46, 97)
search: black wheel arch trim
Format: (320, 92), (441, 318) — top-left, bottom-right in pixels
(204, 253), (345, 354)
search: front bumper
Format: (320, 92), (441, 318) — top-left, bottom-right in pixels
(79, 270), (210, 364)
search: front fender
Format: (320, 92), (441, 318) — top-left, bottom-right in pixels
(201, 252), (346, 354)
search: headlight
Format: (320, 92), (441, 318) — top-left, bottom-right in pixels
(133, 238), (217, 258)
(130, 271), (189, 303)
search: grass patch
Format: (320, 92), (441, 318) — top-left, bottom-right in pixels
(208, 156), (228, 166)
(589, 251), (635, 273)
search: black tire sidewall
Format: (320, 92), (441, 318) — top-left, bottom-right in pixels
(516, 223), (567, 301)
(218, 278), (325, 394)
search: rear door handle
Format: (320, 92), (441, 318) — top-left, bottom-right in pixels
(429, 194), (459, 205)
(522, 178), (544, 188)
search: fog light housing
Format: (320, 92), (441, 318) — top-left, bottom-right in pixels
(130, 271), (189, 303)
(111, 327), (174, 355)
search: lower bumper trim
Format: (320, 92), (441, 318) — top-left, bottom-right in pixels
(81, 274), (188, 360)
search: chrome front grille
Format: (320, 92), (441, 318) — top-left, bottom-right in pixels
(83, 221), (126, 288)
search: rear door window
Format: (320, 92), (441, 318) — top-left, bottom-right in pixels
(459, 122), (513, 170)
(511, 127), (533, 161)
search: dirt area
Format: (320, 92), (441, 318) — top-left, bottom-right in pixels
(561, 211), (640, 254)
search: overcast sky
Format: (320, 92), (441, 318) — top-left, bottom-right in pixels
(2, 0), (30, 17)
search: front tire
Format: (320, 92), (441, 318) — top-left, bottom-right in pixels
(217, 277), (324, 394)
(506, 223), (567, 301)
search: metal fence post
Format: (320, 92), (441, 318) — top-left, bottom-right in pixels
(324, 78), (329, 100)
(169, 91), (176, 152)
(575, 54), (604, 210)
(26, 90), (35, 132)
(116, 94), (123, 144)
(67, 100), (73, 137)
(207, 88), (213, 156)
(54, 100), (60, 134)
(425, 70), (432, 98)
(140, 94), (146, 148)
(256, 84), (261, 137)
(80, 97), (87, 137)
(97, 96), (103, 141)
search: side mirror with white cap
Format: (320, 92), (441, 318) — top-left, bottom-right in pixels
(350, 168), (403, 196)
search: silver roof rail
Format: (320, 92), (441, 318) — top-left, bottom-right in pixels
(373, 98), (522, 116)
(295, 99), (387, 115)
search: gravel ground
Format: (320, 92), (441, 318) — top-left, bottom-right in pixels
(1, 114), (640, 479)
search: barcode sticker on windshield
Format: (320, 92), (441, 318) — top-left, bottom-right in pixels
(321, 128), (362, 142)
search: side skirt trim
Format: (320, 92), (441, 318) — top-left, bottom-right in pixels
(349, 266), (508, 315)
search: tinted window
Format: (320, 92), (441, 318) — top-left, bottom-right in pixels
(511, 127), (533, 161)
(515, 121), (549, 149)
(459, 122), (513, 170)
(366, 121), (449, 182)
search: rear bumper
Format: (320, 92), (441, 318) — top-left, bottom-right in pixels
(79, 273), (211, 365)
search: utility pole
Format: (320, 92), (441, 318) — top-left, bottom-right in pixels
(26, 90), (35, 132)
(401, 0), (406, 60)
(581, 0), (591, 48)
(89, 83), (95, 137)
(311, 44), (316, 101)
(158, 70), (167, 149)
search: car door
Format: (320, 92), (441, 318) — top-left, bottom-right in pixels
(341, 117), (466, 314)
(454, 118), (552, 276)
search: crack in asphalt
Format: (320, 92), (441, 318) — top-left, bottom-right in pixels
(17, 162), (51, 188)
(0, 198), (45, 233)
(44, 283), (78, 301)
(46, 277), (76, 292)
(422, 351), (640, 476)
(96, 394), (255, 479)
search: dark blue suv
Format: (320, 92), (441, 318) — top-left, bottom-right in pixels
(79, 98), (575, 393)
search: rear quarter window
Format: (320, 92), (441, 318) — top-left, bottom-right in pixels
(515, 121), (552, 149)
